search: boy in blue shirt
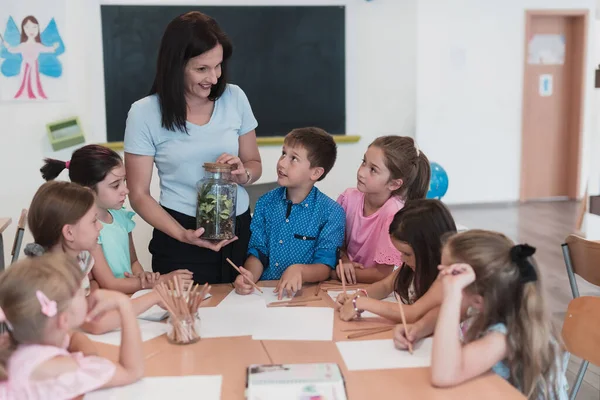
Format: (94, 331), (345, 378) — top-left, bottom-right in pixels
(234, 127), (345, 299)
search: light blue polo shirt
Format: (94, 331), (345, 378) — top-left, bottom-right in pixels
(123, 84), (258, 217)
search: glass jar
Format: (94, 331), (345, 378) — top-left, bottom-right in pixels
(166, 313), (201, 345)
(196, 163), (238, 240)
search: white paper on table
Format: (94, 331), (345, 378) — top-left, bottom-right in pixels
(327, 290), (395, 318)
(131, 289), (212, 321)
(84, 375), (222, 400)
(252, 307), (334, 341)
(85, 320), (169, 345)
(217, 288), (294, 308)
(197, 305), (267, 338)
(336, 338), (432, 371)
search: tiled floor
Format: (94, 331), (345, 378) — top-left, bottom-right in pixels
(449, 201), (600, 399)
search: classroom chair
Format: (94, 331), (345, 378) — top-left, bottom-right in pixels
(246, 181), (279, 214)
(561, 234), (600, 399)
(562, 296), (600, 400)
(10, 209), (27, 265)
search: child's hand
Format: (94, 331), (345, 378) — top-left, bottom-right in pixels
(393, 323), (425, 351)
(160, 269), (194, 289)
(336, 262), (364, 285)
(438, 263), (476, 294)
(86, 289), (130, 322)
(335, 292), (352, 310)
(125, 271), (160, 289)
(275, 264), (303, 300)
(234, 267), (256, 295)
(339, 296), (360, 321)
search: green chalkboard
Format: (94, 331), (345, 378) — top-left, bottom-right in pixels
(101, 5), (346, 141)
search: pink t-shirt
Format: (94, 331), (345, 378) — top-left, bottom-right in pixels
(0, 335), (116, 399)
(337, 188), (404, 268)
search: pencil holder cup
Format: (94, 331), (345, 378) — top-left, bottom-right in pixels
(166, 313), (201, 345)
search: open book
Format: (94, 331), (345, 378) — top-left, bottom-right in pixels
(246, 363), (347, 400)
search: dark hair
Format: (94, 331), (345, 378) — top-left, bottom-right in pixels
(27, 181), (96, 251)
(283, 127), (337, 181)
(370, 136), (431, 200)
(150, 11), (233, 133)
(40, 144), (122, 189)
(390, 199), (457, 303)
(20, 16), (41, 43)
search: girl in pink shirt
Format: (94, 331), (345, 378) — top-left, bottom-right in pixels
(0, 253), (144, 399)
(335, 136), (431, 283)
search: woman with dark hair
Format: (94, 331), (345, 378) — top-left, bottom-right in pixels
(335, 199), (457, 323)
(123, 11), (262, 284)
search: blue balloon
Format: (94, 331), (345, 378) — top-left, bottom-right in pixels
(427, 162), (448, 199)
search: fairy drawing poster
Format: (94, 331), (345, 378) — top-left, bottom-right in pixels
(0, 0), (66, 101)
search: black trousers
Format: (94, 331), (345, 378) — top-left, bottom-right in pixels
(149, 206), (251, 284)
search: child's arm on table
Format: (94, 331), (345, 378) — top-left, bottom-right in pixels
(91, 244), (144, 294)
(339, 278), (443, 322)
(86, 290), (145, 387)
(81, 291), (161, 335)
(431, 264), (506, 387)
(276, 263), (331, 299)
(234, 255), (265, 295)
(68, 331), (98, 356)
(125, 232), (160, 287)
(234, 198), (267, 295)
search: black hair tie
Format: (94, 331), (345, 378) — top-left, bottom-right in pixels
(510, 244), (538, 284)
(23, 243), (46, 257)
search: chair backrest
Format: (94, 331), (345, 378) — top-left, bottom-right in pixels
(246, 182), (279, 212)
(10, 208), (27, 264)
(562, 296), (600, 367)
(563, 234), (600, 288)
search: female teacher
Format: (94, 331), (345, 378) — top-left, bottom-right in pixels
(124, 11), (262, 284)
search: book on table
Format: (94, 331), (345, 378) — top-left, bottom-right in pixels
(246, 363), (347, 400)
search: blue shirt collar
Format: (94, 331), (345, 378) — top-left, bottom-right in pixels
(280, 186), (318, 208)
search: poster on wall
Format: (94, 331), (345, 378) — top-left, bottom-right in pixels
(0, 0), (66, 102)
(527, 34), (565, 65)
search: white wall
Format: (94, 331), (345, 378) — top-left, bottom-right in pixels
(0, 0), (417, 268)
(416, 0), (597, 204)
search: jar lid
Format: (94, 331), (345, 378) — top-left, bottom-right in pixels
(203, 162), (234, 172)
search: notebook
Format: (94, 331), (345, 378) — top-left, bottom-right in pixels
(246, 363), (347, 400)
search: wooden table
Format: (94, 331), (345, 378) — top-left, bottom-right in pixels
(94, 282), (525, 399)
(0, 218), (11, 271)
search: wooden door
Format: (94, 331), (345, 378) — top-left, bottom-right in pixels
(520, 12), (586, 201)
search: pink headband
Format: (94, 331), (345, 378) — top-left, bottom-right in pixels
(65, 160), (70, 169)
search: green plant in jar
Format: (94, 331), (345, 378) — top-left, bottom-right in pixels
(196, 163), (237, 240)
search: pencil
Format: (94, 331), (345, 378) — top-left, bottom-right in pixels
(341, 326), (392, 332)
(394, 293), (413, 354)
(267, 303), (307, 308)
(226, 258), (263, 293)
(346, 326), (393, 339)
(269, 297), (322, 307)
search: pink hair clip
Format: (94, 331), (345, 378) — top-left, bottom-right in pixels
(65, 160), (71, 169)
(0, 306), (13, 330)
(36, 290), (57, 317)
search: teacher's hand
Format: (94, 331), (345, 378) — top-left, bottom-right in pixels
(216, 153), (247, 184)
(181, 227), (238, 252)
